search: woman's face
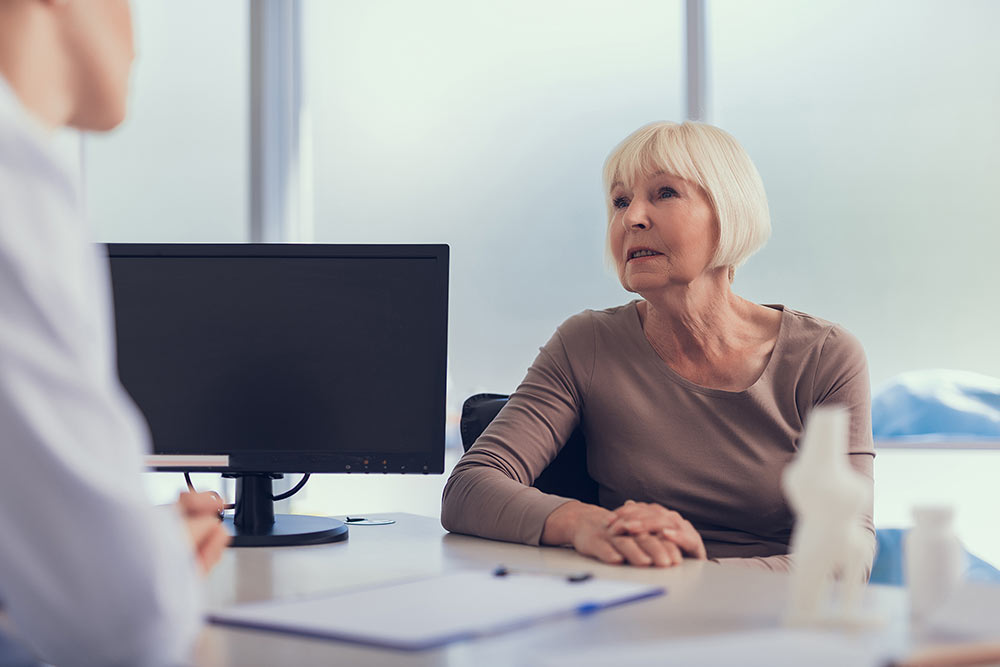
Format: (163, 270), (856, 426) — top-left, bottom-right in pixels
(608, 171), (719, 295)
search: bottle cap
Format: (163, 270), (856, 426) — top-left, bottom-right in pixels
(912, 505), (955, 526)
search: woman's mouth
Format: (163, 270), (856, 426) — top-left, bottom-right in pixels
(628, 249), (663, 261)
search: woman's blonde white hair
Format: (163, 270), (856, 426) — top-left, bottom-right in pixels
(603, 121), (771, 270)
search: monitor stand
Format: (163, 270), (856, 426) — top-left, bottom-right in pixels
(222, 473), (348, 547)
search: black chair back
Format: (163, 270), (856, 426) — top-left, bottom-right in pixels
(460, 393), (599, 505)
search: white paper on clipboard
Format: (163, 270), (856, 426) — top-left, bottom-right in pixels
(209, 569), (665, 650)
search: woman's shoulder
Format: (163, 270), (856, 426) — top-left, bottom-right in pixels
(776, 306), (867, 369)
(554, 301), (639, 341)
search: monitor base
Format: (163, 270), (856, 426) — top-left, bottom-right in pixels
(224, 514), (349, 547)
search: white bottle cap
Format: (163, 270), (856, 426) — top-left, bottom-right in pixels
(912, 505), (955, 526)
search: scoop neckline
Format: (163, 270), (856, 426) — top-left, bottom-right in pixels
(627, 299), (788, 399)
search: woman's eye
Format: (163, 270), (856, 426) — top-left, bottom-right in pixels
(612, 197), (629, 209)
(658, 187), (678, 199)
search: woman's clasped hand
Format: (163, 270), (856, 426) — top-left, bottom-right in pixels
(553, 499), (707, 568)
(607, 500), (708, 563)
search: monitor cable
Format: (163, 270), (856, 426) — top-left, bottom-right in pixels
(183, 473), (235, 510)
(183, 472), (312, 508)
(272, 474), (311, 501)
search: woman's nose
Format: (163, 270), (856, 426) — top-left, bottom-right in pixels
(622, 202), (650, 230)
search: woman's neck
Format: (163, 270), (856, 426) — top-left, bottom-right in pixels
(637, 269), (781, 390)
(639, 271), (746, 364)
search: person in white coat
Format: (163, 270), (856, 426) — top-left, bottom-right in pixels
(0, 1), (230, 665)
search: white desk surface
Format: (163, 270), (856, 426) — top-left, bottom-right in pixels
(193, 513), (914, 666)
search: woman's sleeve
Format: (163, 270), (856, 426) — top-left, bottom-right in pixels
(715, 554), (794, 572)
(440, 312), (596, 545)
(813, 325), (877, 580)
(716, 326), (876, 579)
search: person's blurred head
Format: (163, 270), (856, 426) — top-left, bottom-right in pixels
(0, 0), (134, 130)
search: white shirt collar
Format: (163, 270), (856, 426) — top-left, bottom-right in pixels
(0, 73), (81, 193)
(0, 73), (14, 106)
(0, 73), (48, 133)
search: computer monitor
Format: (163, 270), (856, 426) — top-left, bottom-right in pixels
(106, 243), (449, 547)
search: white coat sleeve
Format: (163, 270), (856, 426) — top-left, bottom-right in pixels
(0, 87), (203, 667)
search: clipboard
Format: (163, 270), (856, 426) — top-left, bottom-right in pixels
(209, 569), (665, 650)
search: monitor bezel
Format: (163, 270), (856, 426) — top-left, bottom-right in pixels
(107, 243), (449, 475)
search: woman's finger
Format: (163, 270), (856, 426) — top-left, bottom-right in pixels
(586, 538), (626, 565)
(610, 535), (653, 567)
(662, 524), (707, 560)
(607, 500), (649, 521)
(610, 502), (679, 521)
(606, 518), (643, 535)
(608, 512), (683, 536)
(683, 519), (708, 559)
(662, 539), (684, 566)
(634, 533), (673, 568)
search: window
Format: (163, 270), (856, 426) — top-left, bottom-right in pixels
(85, 0), (249, 243)
(304, 0), (684, 402)
(710, 0), (1000, 385)
(710, 0), (1000, 564)
(296, 0), (684, 518)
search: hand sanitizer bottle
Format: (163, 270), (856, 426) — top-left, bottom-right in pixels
(904, 506), (965, 619)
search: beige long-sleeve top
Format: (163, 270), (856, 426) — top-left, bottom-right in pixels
(441, 301), (876, 573)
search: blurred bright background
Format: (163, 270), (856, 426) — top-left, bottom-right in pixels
(80, 1), (1000, 564)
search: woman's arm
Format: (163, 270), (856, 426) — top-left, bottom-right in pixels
(441, 313), (693, 567)
(441, 313), (595, 545)
(812, 325), (877, 581)
(715, 554), (793, 572)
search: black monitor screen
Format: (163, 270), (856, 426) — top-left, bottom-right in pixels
(107, 244), (448, 474)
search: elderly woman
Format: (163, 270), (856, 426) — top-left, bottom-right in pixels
(441, 121), (875, 572)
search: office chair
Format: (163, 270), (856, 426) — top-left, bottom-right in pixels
(460, 393), (598, 505)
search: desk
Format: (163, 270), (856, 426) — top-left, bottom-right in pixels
(194, 513), (913, 666)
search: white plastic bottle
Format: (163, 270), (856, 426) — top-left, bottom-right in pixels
(904, 505), (965, 619)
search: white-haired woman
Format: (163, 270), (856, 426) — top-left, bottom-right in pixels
(441, 121), (875, 573)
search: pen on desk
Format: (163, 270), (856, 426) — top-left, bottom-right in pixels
(492, 565), (593, 583)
